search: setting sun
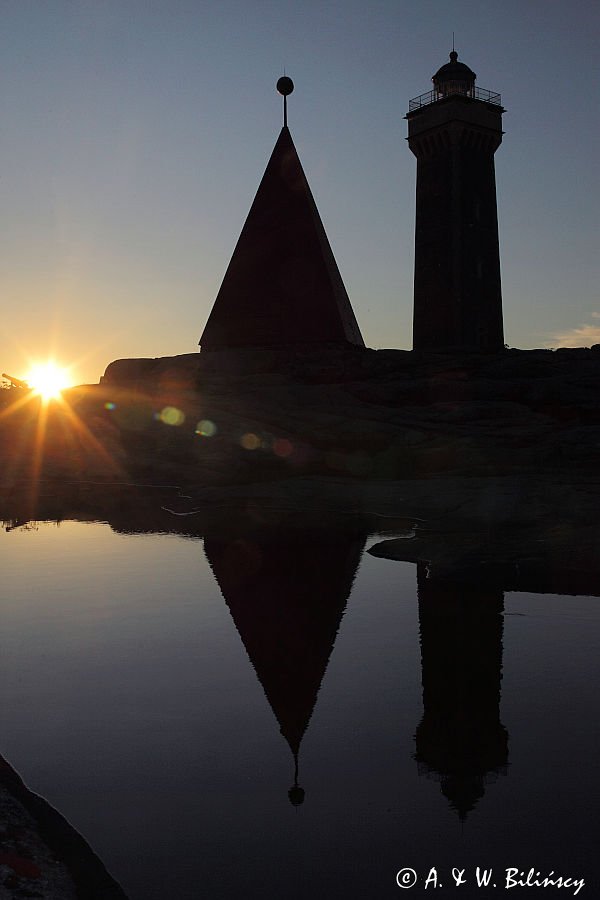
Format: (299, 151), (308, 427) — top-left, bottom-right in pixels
(25, 362), (73, 401)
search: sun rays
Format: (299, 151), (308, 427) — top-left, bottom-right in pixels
(24, 361), (73, 401)
(1, 365), (125, 512)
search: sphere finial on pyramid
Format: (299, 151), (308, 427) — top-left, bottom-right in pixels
(277, 76), (294, 127)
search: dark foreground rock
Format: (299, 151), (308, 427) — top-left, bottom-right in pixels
(0, 755), (127, 899)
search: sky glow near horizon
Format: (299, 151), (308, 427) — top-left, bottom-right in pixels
(0, 0), (598, 385)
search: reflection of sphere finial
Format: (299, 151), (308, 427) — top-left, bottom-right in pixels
(277, 76), (294, 96)
(288, 784), (305, 806)
(288, 753), (304, 805)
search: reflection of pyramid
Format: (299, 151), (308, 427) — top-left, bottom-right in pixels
(414, 563), (509, 819)
(204, 529), (365, 796)
(199, 125), (364, 350)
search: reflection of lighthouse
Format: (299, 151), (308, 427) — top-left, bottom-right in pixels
(204, 528), (365, 804)
(414, 562), (509, 818)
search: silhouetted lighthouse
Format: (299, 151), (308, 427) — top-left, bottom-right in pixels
(407, 51), (505, 351)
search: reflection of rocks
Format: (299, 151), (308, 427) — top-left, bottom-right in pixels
(3, 472), (599, 598)
(0, 755), (127, 899)
(414, 565), (508, 819)
(368, 477), (600, 597)
(204, 528), (365, 800)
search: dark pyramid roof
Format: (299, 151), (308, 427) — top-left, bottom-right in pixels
(204, 529), (365, 757)
(199, 126), (364, 350)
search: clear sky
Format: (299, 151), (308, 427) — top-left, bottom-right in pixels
(1, 0), (598, 384)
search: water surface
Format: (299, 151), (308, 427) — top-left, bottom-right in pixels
(1, 518), (597, 898)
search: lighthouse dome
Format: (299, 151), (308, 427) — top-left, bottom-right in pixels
(432, 51), (476, 96)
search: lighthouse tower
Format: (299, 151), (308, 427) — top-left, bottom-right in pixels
(406, 51), (505, 352)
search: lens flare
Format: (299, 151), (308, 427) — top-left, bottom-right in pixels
(25, 362), (72, 401)
(157, 406), (185, 426)
(273, 438), (293, 458)
(241, 432), (261, 450)
(195, 419), (217, 437)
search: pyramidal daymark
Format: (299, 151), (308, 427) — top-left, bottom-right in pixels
(199, 78), (364, 351)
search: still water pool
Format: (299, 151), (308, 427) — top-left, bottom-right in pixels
(1, 519), (598, 898)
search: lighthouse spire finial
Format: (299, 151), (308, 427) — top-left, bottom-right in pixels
(450, 33), (458, 63)
(277, 75), (294, 128)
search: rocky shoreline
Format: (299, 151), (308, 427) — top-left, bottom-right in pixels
(4, 345), (599, 490)
(0, 755), (127, 899)
(2, 346), (599, 577)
